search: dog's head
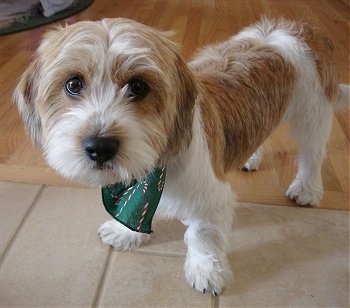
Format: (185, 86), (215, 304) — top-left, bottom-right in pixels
(14, 18), (197, 185)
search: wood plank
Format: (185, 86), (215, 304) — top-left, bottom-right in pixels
(0, 164), (87, 188)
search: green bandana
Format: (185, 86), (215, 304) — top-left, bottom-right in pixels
(101, 167), (166, 234)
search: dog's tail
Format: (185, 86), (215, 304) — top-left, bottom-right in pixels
(335, 84), (350, 111)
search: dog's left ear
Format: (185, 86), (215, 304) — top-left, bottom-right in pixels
(163, 52), (198, 160)
(13, 57), (43, 146)
(174, 52), (197, 114)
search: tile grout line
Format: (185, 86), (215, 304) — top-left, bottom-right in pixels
(0, 185), (47, 266)
(211, 293), (220, 308)
(91, 246), (114, 307)
(134, 248), (186, 259)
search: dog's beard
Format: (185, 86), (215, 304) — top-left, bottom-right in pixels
(43, 109), (160, 187)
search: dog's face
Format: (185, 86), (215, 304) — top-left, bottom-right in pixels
(14, 18), (196, 186)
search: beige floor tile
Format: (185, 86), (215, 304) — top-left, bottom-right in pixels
(98, 251), (212, 307)
(0, 186), (110, 307)
(221, 203), (349, 307)
(0, 181), (42, 257)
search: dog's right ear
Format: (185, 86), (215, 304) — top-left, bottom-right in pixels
(13, 57), (43, 146)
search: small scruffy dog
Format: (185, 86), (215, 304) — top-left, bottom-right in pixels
(14, 17), (348, 295)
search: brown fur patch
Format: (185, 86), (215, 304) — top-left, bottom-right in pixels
(191, 43), (296, 179)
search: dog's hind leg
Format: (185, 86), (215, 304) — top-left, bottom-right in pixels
(285, 98), (334, 206)
(98, 220), (150, 251)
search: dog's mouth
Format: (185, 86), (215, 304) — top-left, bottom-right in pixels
(94, 161), (114, 171)
(85, 160), (123, 186)
(88, 160), (137, 186)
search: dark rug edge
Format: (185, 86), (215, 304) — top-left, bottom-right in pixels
(0, 0), (93, 36)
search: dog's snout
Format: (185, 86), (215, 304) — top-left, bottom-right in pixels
(83, 136), (119, 163)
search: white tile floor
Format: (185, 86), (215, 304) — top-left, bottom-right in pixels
(0, 182), (349, 307)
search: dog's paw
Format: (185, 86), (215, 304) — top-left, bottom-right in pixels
(242, 159), (259, 172)
(286, 179), (323, 206)
(98, 220), (150, 251)
(242, 148), (263, 172)
(184, 255), (232, 296)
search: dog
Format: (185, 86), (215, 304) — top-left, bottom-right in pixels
(14, 17), (348, 295)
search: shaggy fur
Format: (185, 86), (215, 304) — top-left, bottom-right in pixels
(14, 17), (349, 295)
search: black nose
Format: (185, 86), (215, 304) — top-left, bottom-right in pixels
(83, 136), (119, 163)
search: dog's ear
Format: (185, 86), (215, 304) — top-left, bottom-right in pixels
(162, 52), (197, 161)
(173, 53), (197, 117)
(13, 57), (43, 146)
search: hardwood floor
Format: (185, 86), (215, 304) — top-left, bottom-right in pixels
(0, 0), (348, 210)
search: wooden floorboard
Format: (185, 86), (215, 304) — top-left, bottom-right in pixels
(0, 0), (348, 210)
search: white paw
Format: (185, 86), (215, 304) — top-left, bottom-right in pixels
(286, 179), (323, 206)
(242, 158), (260, 172)
(242, 147), (263, 172)
(184, 254), (232, 295)
(98, 219), (151, 251)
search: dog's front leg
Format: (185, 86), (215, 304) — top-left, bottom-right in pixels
(98, 220), (151, 251)
(183, 221), (233, 295)
(182, 211), (233, 295)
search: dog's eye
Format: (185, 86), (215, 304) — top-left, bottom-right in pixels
(128, 79), (150, 100)
(65, 77), (83, 96)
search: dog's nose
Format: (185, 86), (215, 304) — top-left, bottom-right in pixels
(83, 136), (119, 163)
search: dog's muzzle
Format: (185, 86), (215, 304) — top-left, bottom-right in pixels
(82, 136), (119, 163)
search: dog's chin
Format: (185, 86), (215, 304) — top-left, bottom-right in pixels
(46, 151), (154, 187)
(80, 163), (122, 187)
(78, 169), (121, 187)
(55, 163), (140, 187)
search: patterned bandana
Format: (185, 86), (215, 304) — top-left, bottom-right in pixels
(101, 167), (166, 234)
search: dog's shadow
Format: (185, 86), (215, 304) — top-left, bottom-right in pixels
(140, 218), (187, 254)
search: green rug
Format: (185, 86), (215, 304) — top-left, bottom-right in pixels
(0, 0), (93, 36)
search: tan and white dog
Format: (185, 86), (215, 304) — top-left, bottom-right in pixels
(14, 18), (348, 295)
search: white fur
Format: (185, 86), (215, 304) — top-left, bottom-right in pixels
(159, 105), (234, 294)
(98, 220), (151, 250)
